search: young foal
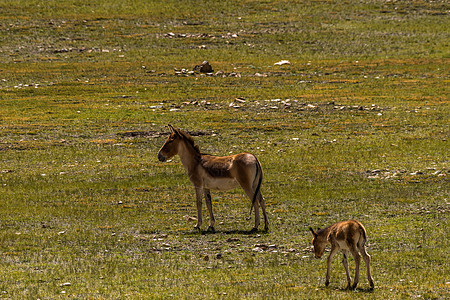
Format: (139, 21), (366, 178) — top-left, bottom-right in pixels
(157, 125), (269, 232)
(309, 220), (374, 290)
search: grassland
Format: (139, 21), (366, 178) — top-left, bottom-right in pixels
(0, 0), (448, 299)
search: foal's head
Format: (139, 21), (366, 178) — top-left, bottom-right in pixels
(158, 125), (183, 162)
(309, 227), (327, 259)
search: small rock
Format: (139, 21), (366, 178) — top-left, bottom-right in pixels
(193, 61), (213, 73)
(255, 244), (269, 250)
(183, 215), (197, 222)
(274, 60), (291, 66)
(226, 238), (240, 242)
(255, 72), (267, 77)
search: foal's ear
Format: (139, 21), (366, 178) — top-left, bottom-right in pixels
(309, 227), (317, 237)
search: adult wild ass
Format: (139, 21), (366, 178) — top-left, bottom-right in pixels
(309, 220), (374, 290)
(157, 125), (269, 233)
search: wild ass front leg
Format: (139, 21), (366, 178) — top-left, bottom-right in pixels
(204, 189), (215, 232)
(194, 187), (203, 231)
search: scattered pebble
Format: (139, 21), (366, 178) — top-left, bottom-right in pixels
(274, 60), (291, 66)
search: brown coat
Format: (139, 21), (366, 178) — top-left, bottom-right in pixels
(158, 125), (269, 232)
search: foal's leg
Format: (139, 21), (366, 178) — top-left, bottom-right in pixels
(204, 189), (215, 232)
(194, 187), (203, 231)
(359, 244), (374, 289)
(350, 246), (361, 289)
(341, 250), (352, 289)
(326, 245), (339, 287)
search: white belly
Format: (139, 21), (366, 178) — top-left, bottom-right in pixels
(203, 176), (239, 191)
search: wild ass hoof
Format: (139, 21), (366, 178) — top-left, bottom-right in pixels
(369, 281), (375, 290)
(250, 227), (258, 233)
(193, 226), (201, 233)
(207, 226), (215, 233)
(264, 225), (269, 232)
(325, 280), (330, 287)
(351, 283), (358, 290)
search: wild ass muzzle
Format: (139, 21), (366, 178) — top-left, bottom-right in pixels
(309, 220), (374, 290)
(157, 125), (269, 233)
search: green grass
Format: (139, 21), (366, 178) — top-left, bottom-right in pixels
(0, 0), (449, 299)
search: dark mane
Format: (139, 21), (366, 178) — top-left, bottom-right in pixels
(177, 129), (201, 154)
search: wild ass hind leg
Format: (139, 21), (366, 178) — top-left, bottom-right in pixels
(242, 187), (260, 232)
(350, 246), (361, 289)
(341, 250), (352, 290)
(359, 244), (374, 289)
(204, 189), (215, 233)
(252, 197), (260, 232)
(194, 187), (203, 232)
(257, 192), (269, 232)
(326, 245), (339, 287)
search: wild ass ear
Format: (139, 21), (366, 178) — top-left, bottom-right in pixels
(309, 227), (317, 237)
(168, 124), (181, 137)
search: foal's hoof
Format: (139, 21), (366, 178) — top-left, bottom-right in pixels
(369, 282), (375, 290)
(325, 280), (330, 287)
(207, 226), (215, 233)
(193, 226), (201, 233)
(250, 227), (258, 233)
(351, 283), (358, 290)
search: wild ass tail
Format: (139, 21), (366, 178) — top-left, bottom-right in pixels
(248, 157), (263, 216)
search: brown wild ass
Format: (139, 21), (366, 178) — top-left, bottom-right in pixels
(309, 220), (374, 290)
(157, 125), (269, 232)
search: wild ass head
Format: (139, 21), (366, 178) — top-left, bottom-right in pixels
(157, 125), (182, 162)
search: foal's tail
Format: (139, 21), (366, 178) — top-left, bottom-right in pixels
(357, 220), (368, 248)
(249, 157), (263, 216)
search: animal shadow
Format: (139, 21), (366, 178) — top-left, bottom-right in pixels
(205, 229), (270, 235)
(181, 228), (269, 236)
(335, 286), (375, 293)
